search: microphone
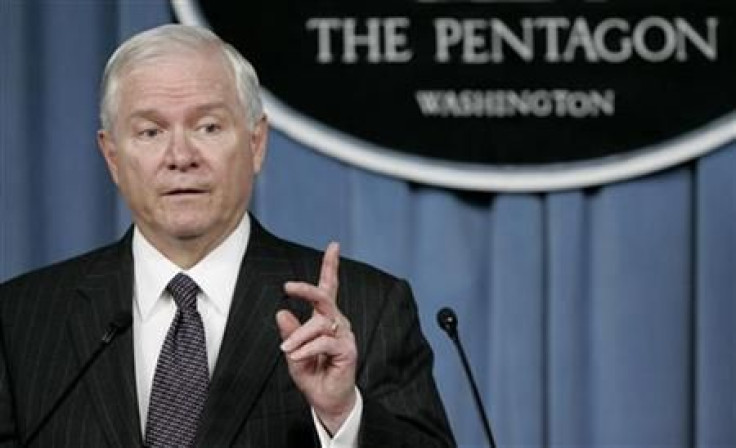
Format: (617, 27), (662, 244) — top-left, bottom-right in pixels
(437, 307), (497, 448)
(23, 312), (133, 446)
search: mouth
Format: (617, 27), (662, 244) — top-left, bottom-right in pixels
(164, 188), (207, 196)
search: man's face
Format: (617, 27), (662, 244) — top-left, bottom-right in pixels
(98, 51), (267, 256)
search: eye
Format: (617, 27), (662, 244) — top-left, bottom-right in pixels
(138, 128), (161, 139)
(199, 122), (222, 134)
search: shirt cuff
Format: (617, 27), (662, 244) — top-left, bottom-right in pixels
(312, 388), (363, 448)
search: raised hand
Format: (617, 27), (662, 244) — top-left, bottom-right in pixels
(276, 242), (358, 435)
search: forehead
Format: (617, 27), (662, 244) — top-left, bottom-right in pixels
(118, 51), (238, 115)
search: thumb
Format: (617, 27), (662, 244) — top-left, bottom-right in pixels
(276, 309), (300, 341)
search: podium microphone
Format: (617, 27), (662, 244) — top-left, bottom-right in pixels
(23, 312), (133, 446)
(437, 306), (497, 448)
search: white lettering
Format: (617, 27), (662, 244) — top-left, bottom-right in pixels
(435, 18), (463, 63)
(593, 18), (632, 63)
(463, 19), (491, 63)
(306, 18), (343, 63)
(306, 17), (413, 64)
(415, 89), (616, 118)
(342, 18), (382, 63)
(384, 17), (414, 62)
(490, 18), (534, 62)
(633, 16), (677, 62)
(310, 16), (720, 64)
(536, 17), (570, 63)
(675, 17), (718, 61)
(562, 18), (599, 62)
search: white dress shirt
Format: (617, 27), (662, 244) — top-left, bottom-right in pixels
(132, 214), (361, 447)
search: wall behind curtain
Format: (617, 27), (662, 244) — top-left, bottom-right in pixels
(1, 2), (734, 447)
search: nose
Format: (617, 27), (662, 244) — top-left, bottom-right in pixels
(164, 128), (200, 171)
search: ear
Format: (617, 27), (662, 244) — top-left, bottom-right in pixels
(250, 115), (269, 175)
(97, 129), (120, 185)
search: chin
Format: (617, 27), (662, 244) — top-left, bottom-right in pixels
(172, 229), (208, 241)
(164, 219), (211, 241)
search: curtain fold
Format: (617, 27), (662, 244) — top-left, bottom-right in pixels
(696, 143), (736, 447)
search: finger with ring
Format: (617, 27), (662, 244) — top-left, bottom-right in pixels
(329, 319), (339, 335)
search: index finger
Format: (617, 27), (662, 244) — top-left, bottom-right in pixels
(318, 241), (340, 300)
(283, 241), (341, 316)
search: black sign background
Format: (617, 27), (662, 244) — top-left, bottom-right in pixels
(174, 1), (736, 190)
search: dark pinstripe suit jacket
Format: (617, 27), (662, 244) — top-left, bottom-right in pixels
(0, 218), (455, 447)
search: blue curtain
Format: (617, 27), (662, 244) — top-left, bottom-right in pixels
(1, 2), (734, 447)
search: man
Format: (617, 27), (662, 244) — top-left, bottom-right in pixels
(0, 24), (455, 447)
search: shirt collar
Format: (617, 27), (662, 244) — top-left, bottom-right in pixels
(132, 214), (251, 320)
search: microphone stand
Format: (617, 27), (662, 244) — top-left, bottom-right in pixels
(23, 313), (132, 446)
(437, 307), (497, 448)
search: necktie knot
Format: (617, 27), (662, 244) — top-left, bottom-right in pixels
(167, 273), (199, 311)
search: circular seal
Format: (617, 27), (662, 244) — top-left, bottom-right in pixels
(173, 1), (736, 191)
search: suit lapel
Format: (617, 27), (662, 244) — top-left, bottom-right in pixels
(196, 219), (306, 446)
(68, 232), (142, 447)
(62, 220), (308, 446)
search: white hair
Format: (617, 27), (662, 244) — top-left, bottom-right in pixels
(99, 24), (263, 131)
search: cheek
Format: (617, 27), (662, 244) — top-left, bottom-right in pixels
(222, 152), (255, 197)
(116, 155), (155, 198)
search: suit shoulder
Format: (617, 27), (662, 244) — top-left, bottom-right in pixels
(251, 216), (402, 283)
(0, 240), (124, 298)
(272, 234), (401, 286)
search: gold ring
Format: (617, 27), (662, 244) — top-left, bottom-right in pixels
(329, 319), (339, 335)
